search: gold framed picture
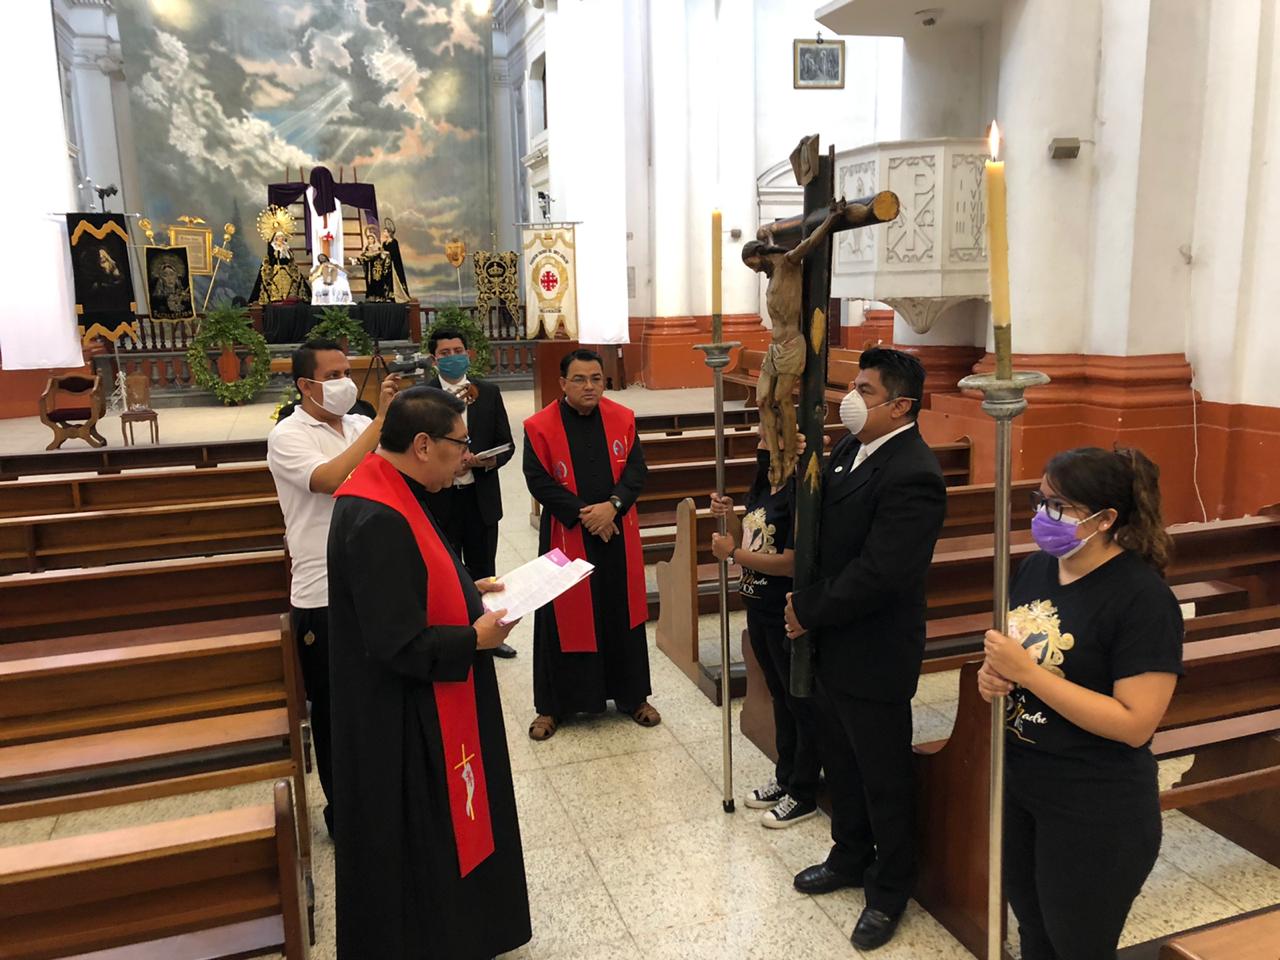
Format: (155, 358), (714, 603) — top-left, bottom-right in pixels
(793, 38), (845, 90)
(168, 224), (214, 275)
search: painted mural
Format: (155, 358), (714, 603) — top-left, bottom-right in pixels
(115, 0), (493, 305)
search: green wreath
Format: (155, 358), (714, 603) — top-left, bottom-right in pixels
(307, 306), (374, 357)
(186, 302), (272, 406)
(423, 304), (492, 379)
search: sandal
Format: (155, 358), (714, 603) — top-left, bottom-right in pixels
(629, 702), (662, 727)
(529, 715), (558, 741)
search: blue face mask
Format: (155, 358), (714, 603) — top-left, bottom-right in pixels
(436, 353), (470, 381)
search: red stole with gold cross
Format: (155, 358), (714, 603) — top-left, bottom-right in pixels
(523, 396), (647, 653)
(335, 453), (494, 877)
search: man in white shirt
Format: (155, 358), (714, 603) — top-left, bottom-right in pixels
(267, 337), (398, 836)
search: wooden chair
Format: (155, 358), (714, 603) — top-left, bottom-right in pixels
(0, 779), (310, 959)
(39, 375), (106, 451)
(120, 372), (159, 446)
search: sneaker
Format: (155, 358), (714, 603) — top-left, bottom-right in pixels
(762, 794), (818, 829)
(744, 778), (787, 809)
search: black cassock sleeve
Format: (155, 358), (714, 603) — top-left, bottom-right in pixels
(523, 434), (587, 526)
(610, 425), (647, 513)
(344, 506), (477, 683)
(489, 390), (515, 471)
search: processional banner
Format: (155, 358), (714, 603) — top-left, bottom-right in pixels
(65, 213), (136, 326)
(522, 226), (578, 339)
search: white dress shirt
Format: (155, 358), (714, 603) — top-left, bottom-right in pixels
(439, 374), (475, 487)
(266, 405), (372, 608)
(852, 421), (916, 471)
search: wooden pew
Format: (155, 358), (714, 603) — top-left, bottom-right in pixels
(0, 408), (765, 487)
(0, 622), (312, 879)
(0, 779), (309, 959)
(0, 497), (285, 575)
(913, 627), (1280, 957)
(1155, 906), (1280, 959)
(0, 551), (290, 645)
(0, 466), (277, 520)
(724, 346), (863, 410)
(0, 439), (271, 482)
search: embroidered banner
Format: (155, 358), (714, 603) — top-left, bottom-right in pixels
(521, 226), (578, 339)
(66, 213), (136, 325)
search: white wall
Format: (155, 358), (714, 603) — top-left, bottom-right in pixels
(754, 5), (901, 172)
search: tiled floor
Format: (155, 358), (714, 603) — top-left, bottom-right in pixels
(2, 385), (1277, 958)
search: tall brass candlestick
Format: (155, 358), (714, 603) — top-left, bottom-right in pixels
(711, 210), (723, 341)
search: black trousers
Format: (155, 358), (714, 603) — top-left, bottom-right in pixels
(746, 607), (820, 804)
(290, 605), (334, 830)
(1005, 752), (1161, 960)
(816, 678), (916, 916)
(434, 484), (500, 580)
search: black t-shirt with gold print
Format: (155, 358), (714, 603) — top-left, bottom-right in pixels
(1005, 550), (1184, 772)
(738, 451), (794, 614)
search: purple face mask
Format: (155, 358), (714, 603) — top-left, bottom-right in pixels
(1031, 508), (1102, 558)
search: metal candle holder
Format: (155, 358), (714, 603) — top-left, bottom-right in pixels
(695, 339), (742, 814)
(957, 368), (1050, 960)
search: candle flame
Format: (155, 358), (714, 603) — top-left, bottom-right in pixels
(988, 121), (1001, 161)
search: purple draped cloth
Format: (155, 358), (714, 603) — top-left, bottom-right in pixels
(267, 170), (379, 255)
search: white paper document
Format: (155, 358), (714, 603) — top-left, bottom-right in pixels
(482, 548), (594, 624)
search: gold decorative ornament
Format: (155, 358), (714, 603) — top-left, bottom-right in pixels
(256, 206), (295, 244)
(444, 236), (468, 269)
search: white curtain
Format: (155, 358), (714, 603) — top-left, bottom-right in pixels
(0, 3), (83, 370)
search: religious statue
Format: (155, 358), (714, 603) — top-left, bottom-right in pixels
(250, 205), (310, 304)
(354, 225), (394, 301)
(380, 218), (411, 300)
(741, 198), (849, 487)
(310, 253), (353, 305)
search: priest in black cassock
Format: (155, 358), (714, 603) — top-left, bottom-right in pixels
(523, 349), (659, 740)
(327, 385), (531, 959)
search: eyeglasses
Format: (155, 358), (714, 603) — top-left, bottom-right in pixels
(1029, 491), (1079, 522)
(433, 433), (471, 448)
(566, 375), (604, 386)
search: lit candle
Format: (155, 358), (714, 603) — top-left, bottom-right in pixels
(985, 121), (1013, 380)
(711, 209), (723, 342)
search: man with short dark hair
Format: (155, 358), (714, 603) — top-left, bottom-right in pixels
(522, 349), (658, 740)
(327, 385), (531, 959)
(784, 347), (947, 951)
(422, 327), (517, 657)
(266, 338), (398, 835)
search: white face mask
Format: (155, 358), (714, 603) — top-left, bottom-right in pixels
(307, 376), (357, 416)
(839, 388), (918, 435)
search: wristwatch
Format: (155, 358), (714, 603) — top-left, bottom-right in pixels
(609, 495), (623, 512)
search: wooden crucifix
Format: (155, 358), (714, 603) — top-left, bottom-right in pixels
(746, 134), (899, 696)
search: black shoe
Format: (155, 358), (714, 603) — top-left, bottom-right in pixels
(851, 907), (902, 951)
(793, 862), (860, 894)
(492, 643), (517, 659)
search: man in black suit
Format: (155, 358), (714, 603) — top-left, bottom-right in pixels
(423, 326), (518, 658)
(784, 348), (947, 951)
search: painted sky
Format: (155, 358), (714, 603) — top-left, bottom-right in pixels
(116, 0), (494, 305)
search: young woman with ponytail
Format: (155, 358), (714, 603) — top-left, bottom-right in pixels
(978, 446), (1183, 960)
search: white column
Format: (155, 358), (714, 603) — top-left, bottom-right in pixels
(648, 0), (693, 318)
(996, 0), (1103, 354)
(622, 0), (655, 320)
(544, 0), (630, 342)
(716, 0), (759, 317)
(490, 34), (519, 253)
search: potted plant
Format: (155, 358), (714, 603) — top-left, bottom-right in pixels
(307, 306), (373, 357)
(186, 301), (271, 405)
